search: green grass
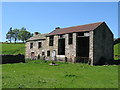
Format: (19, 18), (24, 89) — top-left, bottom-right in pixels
(1, 43), (25, 55)
(114, 43), (120, 60)
(2, 60), (118, 88)
(1, 42), (119, 88)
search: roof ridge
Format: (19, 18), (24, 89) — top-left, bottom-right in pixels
(47, 21), (105, 36)
(59, 22), (104, 30)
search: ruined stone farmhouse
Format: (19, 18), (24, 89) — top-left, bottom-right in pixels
(26, 22), (113, 65)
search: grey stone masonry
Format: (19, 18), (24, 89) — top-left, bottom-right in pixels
(65, 33), (76, 62)
(89, 31), (94, 65)
(26, 22), (113, 65)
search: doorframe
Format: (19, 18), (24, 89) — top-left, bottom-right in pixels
(58, 38), (65, 55)
(52, 50), (56, 61)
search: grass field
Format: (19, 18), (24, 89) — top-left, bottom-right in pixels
(114, 43), (120, 60)
(2, 60), (118, 88)
(1, 43), (119, 88)
(1, 43), (25, 55)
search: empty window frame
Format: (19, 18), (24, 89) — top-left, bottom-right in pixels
(47, 50), (50, 56)
(38, 42), (42, 48)
(77, 32), (84, 36)
(49, 36), (54, 46)
(42, 52), (45, 56)
(59, 34), (64, 39)
(68, 33), (73, 44)
(30, 43), (33, 49)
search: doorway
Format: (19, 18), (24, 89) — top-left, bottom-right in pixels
(31, 52), (35, 59)
(58, 39), (65, 55)
(52, 50), (56, 61)
(76, 37), (89, 62)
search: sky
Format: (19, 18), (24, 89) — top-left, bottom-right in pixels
(2, 2), (118, 42)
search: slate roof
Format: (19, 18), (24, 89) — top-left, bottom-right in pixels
(47, 22), (104, 36)
(26, 33), (48, 41)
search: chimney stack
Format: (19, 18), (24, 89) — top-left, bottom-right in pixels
(34, 32), (39, 36)
(55, 27), (60, 29)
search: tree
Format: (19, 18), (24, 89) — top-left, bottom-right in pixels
(21, 27), (26, 31)
(6, 27), (13, 43)
(12, 29), (20, 43)
(18, 27), (33, 43)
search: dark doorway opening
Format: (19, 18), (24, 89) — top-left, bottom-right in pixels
(31, 52), (35, 59)
(76, 37), (89, 63)
(58, 39), (65, 55)
(31, 52), (35, 57)
(38, 54), (40, 59)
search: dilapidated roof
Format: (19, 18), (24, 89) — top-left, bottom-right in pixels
(26, 33), (48, 41)
(47, 22), (104, 36)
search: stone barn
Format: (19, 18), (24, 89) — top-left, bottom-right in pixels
(26, 22), (113, 65)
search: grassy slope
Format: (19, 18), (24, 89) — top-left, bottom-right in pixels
(1, 42), (119, 56)
(2, 60), (118, 88)
(114, 43), (120, 60)
(1, 42), (120, 56)
(1, 43), (119, 88)
(1, 43), (25, 55)
(114, 43), (120, 55)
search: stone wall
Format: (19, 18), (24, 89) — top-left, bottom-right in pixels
(1, 54), (25, 64)
(25, 35), (59, 61)
(65, 33), (76, 62)
(93, 22), (113, 65)
(25, 23), (113, 65)
(45, 35), (59, 60)
(89, 31), (94, 65)
(25, 39), (47, 59)
(26, 33), (77, 62)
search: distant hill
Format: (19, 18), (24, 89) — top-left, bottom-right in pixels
(1, 42), (119, 60)
(113, 37), (120, 59)
(114, 38), (120, 45)
(1, 43), (25, 55)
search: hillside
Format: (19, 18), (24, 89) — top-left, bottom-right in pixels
(1, 43), (25, 55)
(114, 43), (120, 54)
(114, 37), (120, 45)
(1, 42), (120, 59)
(114, 43), (120, 60)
